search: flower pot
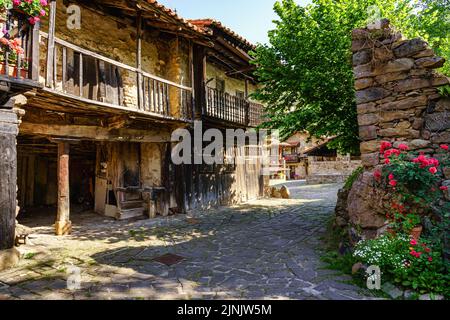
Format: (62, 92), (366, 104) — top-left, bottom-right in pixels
(0, 63), (28, 78)
(410, 225), (423, 241)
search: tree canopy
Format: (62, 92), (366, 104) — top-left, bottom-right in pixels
(251, 0), (450, 154)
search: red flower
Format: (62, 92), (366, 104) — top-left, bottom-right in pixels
(388, 173), (395, 180)
(410, 239), (418, 246)
(425, 248), (431, 253)
(440, 186), (449, 191)
(384, 158), (390, 164)
(428, 257), (433, 262)
(440, 145), (449, 151)
(373, 170), (382, 181)
(398, 144), (409, 151)
(384, 148), (400, 159)
(380, 142), (392, 154)
(389, 180), (397, 187)
(429, 167), (437, 174)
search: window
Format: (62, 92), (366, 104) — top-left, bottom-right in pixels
(216, 78), (225, 92)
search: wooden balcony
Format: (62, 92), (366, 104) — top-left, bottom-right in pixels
(205, 87), (265, 127)
(38, 31), (193, 122)
(0, 10), (41, 102)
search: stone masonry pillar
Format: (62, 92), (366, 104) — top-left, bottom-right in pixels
(0, 100), (19, 250)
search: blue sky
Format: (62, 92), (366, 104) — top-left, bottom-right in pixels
(158, 0), (312, 45)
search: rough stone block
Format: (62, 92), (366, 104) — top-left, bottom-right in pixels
(358, 113), (379, 126)
(353, 49), (372, 66)
(355, 78), (373, 90)
(353, 63), (373, 79)
(424, 112), (450, 132)
(394, 78), (432, 92)
(359, 125), (378, 141)
(357, 102), (377, 114)
(415, 57), (446, 69)
(374, 58), (414, 75)
(0, 248), (20, 271)
(356, 87), (391, 104)
(375, 71), (409, 84)
(360, 140), (381, 153)
(393, 38), (428, 58)
(361, 152), (380, 167)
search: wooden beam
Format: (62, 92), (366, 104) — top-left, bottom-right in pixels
(55, 141), (71, 236)
(19, 122), (172, 143)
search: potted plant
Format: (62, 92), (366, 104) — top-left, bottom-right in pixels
(0, 0), (49, 25)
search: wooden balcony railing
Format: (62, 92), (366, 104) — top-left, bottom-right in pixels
(205, 87), (265, 127)
(0, 10), (40, 83)
(40, 32), (193, 121)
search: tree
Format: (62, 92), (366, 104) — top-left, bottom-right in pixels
(251, 0), (450, 154)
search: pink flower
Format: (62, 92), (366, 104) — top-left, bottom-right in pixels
(13, 0), (21, 6)
(398, 144), (409, 151)
(410, 239), (418, 246)
(389, 180), (397, 187)
(429, 167), (437, 174)
(441, 145), (449, 151)
(428, 257), (433, 262)
(440, 186), (448, 191)
(384, 158), (390, 165)
(40, 0), (48, 6)
(40, 9), (46, 17)
(388, 173), (395, 181)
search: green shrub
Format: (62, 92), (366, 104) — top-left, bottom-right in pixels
(344, 166), (363, 190)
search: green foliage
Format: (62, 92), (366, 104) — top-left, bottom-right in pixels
(438, 85), (450, 97)
(344, 166), (363, 190)
(251, 0), (450, 153)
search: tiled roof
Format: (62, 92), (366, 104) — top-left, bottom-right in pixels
(144, 2), (256, 51)
(145, 0), (202, 33)
(188, 18), (256, 49)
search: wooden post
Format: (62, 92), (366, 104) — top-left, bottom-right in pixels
(0, 100), (18, 250)
(45, 0), (57, 88)
(55, 141), (71, 235)
(193, 44), (206, 119)
(136, 11), (144, 110)
(30, 21), (41, 81)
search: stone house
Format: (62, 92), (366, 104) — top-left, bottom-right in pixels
(0, 0), (265, 252)
(280, 133), (361, 184)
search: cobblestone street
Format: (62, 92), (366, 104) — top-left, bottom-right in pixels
(0, 181), (375, 300)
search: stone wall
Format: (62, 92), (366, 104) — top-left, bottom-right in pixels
(206, 63), (258, 99)
(307, 159), (361, 185)
(338, 20), (450, 238)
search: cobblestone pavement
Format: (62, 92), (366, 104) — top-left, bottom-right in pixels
(0, 181), (375, 300)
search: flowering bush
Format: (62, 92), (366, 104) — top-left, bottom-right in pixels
(373, 142), (449, 233)
(354, 235), (449, 296)
(0, 0), (48, 25)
